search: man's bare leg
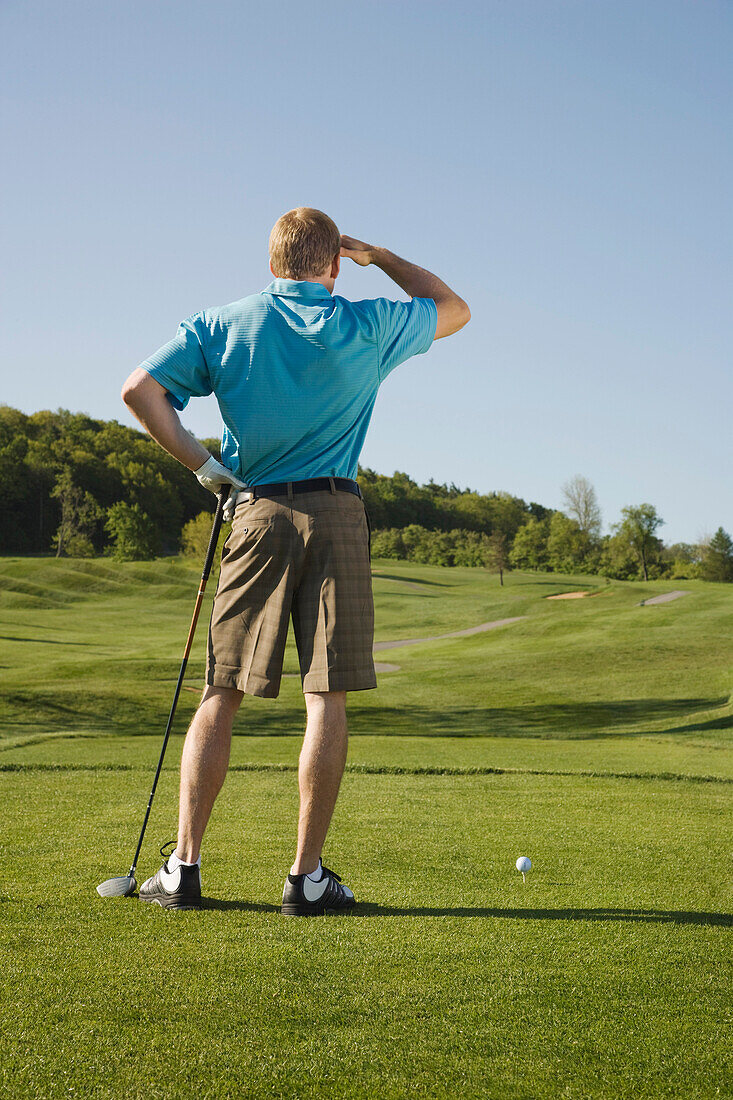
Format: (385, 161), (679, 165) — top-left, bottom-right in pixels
(176, 685), (243, 863)
(291, 691), (348, 875)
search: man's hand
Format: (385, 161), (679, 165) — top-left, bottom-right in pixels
(194, 455), (247, 521)
(340, 240), (470, 340)
(340, 235), (374, 266)
(194, 455), (246, 495)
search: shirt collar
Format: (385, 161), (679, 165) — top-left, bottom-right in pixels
(263, 278), (333, 301)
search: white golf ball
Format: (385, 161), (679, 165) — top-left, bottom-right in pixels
(515, 856), (532, 873)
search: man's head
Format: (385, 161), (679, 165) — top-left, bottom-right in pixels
(269, 207), (341, 290)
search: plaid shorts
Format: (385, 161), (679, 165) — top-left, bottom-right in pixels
(206, 488), (376, 697)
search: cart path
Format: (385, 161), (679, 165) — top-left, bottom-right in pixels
(373, 617), (526, 652)
(269, 616), (528, 679)
(639, 590), (690, 606)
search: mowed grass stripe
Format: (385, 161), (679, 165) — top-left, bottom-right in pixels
(2, 760), (732, 784)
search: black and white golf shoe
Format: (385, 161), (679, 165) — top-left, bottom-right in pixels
(139, 843), (202, 911)
(281, 859), (356, 916)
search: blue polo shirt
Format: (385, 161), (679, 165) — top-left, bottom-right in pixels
(140, 279), (437, 485)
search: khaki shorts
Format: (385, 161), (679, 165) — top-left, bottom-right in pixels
(206, 489), (376, 698)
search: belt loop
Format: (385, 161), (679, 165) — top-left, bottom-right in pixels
(328, 477), (336, 494)
(249, 486), (257, 505)
(287, 481), (294, 503)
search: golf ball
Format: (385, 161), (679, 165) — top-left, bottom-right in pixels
(515, 856), (532, 873)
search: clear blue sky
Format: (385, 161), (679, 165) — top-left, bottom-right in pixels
(2, 0), (730, 544)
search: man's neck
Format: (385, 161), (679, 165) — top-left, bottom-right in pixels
(301, 273), (335, 294)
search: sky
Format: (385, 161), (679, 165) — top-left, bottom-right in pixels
(1, 0), (731, 544)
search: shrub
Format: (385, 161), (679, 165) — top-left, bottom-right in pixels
(105, 502), (159, 561)
(180, 511), (230, 560)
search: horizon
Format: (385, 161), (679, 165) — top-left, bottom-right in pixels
(2, 400), (719, 549)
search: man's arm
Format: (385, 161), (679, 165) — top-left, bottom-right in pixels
(340, 236), (470, 340)
(121, 368), (209, 470)
(121, 367), (246, 510)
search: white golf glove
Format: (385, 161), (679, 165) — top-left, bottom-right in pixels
(194, 455), (247, 521)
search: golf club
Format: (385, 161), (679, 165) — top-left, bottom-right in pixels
(97, 485), (229, 898)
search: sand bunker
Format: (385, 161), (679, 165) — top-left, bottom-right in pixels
(546, 591), (591, 600)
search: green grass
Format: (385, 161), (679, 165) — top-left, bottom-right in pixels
(1, 557), (732, 1098)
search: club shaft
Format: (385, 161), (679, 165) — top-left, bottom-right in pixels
(128, 489), (227, 875)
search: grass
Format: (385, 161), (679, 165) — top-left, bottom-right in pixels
(1, 556), (732, 1098)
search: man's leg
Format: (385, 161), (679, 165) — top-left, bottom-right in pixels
(176, 684), (243, 863)
(291, 690), (348, 875)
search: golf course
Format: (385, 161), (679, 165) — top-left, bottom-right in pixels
(1, 556), (730, 1099)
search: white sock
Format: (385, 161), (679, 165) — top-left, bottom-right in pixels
(291, 859), (322, 880)
(169, 850), (201, 870)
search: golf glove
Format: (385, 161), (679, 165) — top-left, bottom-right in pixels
(194, 455), (247, 521)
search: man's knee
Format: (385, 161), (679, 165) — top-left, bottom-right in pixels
(304, 690), (347, 719)
(199, 684), (244, 716)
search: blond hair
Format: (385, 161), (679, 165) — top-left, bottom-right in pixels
(269, 207), (340, 280)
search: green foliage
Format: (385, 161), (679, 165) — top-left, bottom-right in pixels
(509, 516), (550, 570)
(547, 512), (591, 573)
(0, 405), (213, 554)
(612, 504), (665, 581)
(371, 525), (498, 567)
(50, 467), (101, 558)
(701, 527), (733, 582)
(105, 502), (159, 561)
(486, 530), (509, 584)
(180, 511), (230, 561)
(359, 467), (533, 538)
(0, 406), (729, 588)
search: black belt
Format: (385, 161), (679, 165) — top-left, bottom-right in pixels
(247, 477), (361, 501)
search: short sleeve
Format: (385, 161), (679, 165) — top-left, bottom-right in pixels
(369, 297), (438, 381)
(139, 313), (212, 410)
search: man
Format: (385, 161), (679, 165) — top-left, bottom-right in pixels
(121, 208), (470, 914)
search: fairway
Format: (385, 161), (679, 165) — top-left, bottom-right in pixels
(2, 558), (732, 1099)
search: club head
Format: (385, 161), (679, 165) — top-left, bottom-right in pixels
(96, 874), (137, 898)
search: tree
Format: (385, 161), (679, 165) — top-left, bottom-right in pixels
(613, 504), (664, 582)
(547, 512), (591, 574)
(487, 531), (509, 585)
(701, 528), (733, 582)
(50, 467), (100, 557)
(561, 475), (602, 539)
(105, 502), (159, 561)
(663, 541), (703, 580)
(509, 517), (550, 571)
(180, 511), (229, 561)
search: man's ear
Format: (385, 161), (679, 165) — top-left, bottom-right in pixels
(331, 253), (340, 279)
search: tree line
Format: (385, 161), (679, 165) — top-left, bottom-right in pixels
(1, 406), (731, 582)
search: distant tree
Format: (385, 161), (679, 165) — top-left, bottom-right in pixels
(613, 504), (664, 582)
(105, 502), (159, 561)
(487, 531), (509, 585)
(599, 532), (640, 581)
(180, 511), (229, 561)
(509, 517), (550, 571)
(370, 528), (406, 560)
(701, 528), (733, 582)
(663, 541), (703, 580)
(547, 512), (590, 574)
(561, 475), (602, 539)
(51, 467), (100, 557)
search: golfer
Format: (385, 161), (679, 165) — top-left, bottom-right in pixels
(121, 208), (470, 913)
